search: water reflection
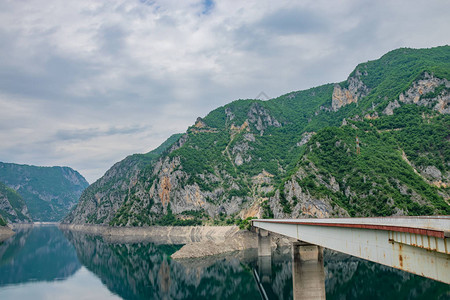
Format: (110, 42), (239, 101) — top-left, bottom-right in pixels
(62, 230), (262, 300)
(0, 226), (449, 300)
(255, 246), (450, 300)
(324, 251), (450, 300)
(0, 226), (80, 285)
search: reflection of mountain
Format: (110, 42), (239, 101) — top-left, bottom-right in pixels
(0, 227), (32, 266)
(0, 226), (80, 285)
(255, 247), (449, 300)
(63, 230), (261, 300)
(324, 250), (450, 300)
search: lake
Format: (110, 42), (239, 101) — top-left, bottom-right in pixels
(0, 226), (448, 299)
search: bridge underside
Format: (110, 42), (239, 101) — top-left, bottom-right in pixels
(252, 218), (449, 284)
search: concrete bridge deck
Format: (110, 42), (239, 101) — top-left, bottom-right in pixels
(252, 216), (450, 284)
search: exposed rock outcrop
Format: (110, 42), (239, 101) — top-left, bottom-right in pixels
(297, 132), (315, 147)
(332, 72), (370, 111)
(247, 103), (281, 135)
(171, 230), (295, 259)
(269, 174), (349, 219)
(0, 182), (31, 223)
(0, 225), (14, 241)
(383, 100), (401, 115)
(399, 72), (450, 114)
(60, 224), (240, 244)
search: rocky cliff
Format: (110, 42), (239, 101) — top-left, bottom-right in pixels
(398, 72), (450, 114)
(65, 46), (450, 226)
(0, 162), (89, 221)
(64, 134), (184, 225)
(0, 181), (31, 224)
(332, 70), (370, 111)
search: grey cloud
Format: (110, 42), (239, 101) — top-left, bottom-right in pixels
(54, 125), (149, 141)
(98, 24), (128, 56)
(258, 7), (327, 35)
(0, 53), (102, 101)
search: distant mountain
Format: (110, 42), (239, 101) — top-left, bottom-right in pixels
(64, 46), (450, 227)
(0, 163), (89, 222)
(0, 182), (31, 224)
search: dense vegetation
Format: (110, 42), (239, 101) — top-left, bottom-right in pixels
(0, 163), (88, 221)
(286, 107), (449, 216)
(0, 181), (31, 223)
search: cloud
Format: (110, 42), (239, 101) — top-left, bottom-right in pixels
(54, 125), (148, 141)
(258, 7), (327, 35)
(0, 0), (449, 183)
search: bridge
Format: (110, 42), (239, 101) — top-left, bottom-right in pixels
(252, 216), (449, 299)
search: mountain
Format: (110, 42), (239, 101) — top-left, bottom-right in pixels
(0, 182), (31, 224)
(64, 46), (450, 227)
(63, 133), (184, 225)
(0, 163), (89, 222)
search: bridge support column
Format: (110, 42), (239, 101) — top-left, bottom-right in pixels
(258, 229), (271, 257)
(292, 242), (326, 300)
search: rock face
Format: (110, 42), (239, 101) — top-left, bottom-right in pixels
(0, 182), (32, 223)
(171, 230), (294, 259)
(332, 71), (370, 111)
(269, 163), (349, 219)
(0, 226), (14, 240)
(383, 100), (401, 115)
(60, 224), (241, 244)
(297, 132), (315, 147)
(399, 72), (450, 114)
(0, 162), (88, 221)
(247, 103), (281, 135)
(63, 134), (201, 226)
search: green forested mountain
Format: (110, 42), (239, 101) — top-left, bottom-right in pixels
(0, 181), (32, 224)
(0, 163), (89, 222)
(65, 46), (450, 226)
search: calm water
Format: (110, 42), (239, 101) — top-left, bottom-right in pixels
(0, 226), (448, 300)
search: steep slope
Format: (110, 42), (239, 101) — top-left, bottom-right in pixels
(0, 181), (32, 223)
(0, 163), (89, 221)
(269, 106), (449, 219)
(63, 133), (184, 225)
(66, 46), (450, 226)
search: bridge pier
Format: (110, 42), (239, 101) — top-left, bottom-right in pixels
(292, 242), (326, 300)
(256, 228), (272, 297)
(257, 228), (271, 257)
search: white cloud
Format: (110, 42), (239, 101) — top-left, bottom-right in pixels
(0, 0), (449, 183)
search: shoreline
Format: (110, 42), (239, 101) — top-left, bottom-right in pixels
(0, 226), (15, 242)
(59, 223), (295, 259)
(59, 223), (241, 244)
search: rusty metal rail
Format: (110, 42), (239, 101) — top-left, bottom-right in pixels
(252, 216), (450, 284)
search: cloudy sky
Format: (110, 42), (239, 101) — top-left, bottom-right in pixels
(0, 0), (449, 183)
